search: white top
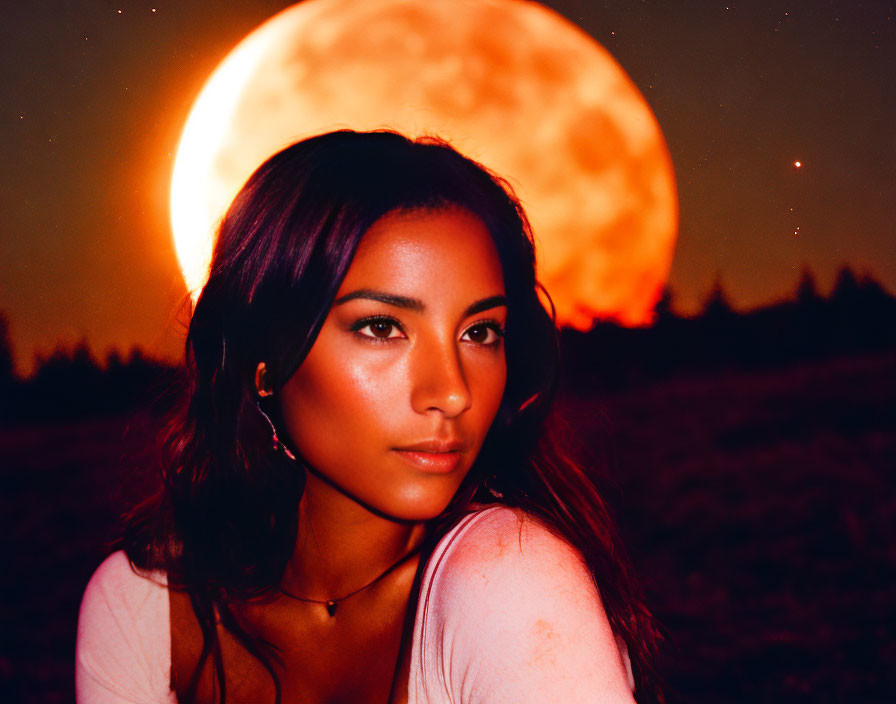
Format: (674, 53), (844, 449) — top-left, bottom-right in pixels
(76, 505), (636, 703)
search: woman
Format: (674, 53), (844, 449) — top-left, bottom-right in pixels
(76, 130), (662, 703)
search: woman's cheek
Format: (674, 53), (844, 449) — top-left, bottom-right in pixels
(468, 348), (507, 408)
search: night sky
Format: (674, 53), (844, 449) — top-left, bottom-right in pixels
(2, 0), (893, 376)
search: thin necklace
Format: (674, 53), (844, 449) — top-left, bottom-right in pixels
(279, 544), (423, 617)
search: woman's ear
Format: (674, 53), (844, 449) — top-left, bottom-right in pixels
(255, 362), (273, 397)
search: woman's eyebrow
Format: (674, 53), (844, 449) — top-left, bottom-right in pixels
(333, 289), (507, 317)
(464, 294), (507, 317)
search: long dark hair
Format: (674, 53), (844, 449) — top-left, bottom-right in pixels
(120, 130), (663, 702)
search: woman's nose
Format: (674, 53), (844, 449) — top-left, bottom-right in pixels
(409, 337), (472, 418)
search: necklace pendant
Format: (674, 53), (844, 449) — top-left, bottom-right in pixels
(325, 600), (338, 617)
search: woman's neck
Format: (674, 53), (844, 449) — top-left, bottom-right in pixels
(281, 471), (427, 600)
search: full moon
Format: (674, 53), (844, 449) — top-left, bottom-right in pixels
(171, 0), (677, 328)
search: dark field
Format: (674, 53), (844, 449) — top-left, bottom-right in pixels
(2, 350), (894, 703)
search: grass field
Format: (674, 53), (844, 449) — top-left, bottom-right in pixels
(2, 350), (894, 703)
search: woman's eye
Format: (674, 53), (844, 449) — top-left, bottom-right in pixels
(462, 322), (504, 345)
(355, 318), (404, 340)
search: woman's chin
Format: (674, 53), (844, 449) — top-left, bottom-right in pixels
(369, 485), (464, 524)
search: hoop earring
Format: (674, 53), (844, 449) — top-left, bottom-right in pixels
(255, 401), (297, 461)
(484, 474), (504, 499)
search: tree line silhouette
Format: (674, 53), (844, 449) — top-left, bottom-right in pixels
(560, 265), (896, 392)
(0, 265), (893, 425)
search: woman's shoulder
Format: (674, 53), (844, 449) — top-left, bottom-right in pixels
(79, 550), (169, 620)
(437, 503), (588, 584)
(417, 503), (636, 699)
(85, 549), (168, 588)
(422, 502), (603, 628)
(76, 550), (173, 702)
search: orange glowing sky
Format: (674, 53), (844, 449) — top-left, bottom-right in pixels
(1, 1), (894, 377)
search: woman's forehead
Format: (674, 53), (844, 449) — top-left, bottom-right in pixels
(339, 206), (506, 300)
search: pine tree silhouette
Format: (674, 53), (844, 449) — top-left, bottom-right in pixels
(827, 265), (896, 351)
(27, 338), (106, 419)
(831, 265), (861, 306)
(795, 268), (822, 307)
(652, 284), (678, 325)
(701, 275), (734, 320)
(0, 312), (15, 421)
(0, 311), (13, 383)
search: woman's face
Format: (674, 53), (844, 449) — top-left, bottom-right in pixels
(276, 206), (508, 521)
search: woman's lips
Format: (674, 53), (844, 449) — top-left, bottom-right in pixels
(393, 449), (464, 474)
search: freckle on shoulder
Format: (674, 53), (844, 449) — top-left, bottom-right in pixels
(533, 618), (558, 640)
